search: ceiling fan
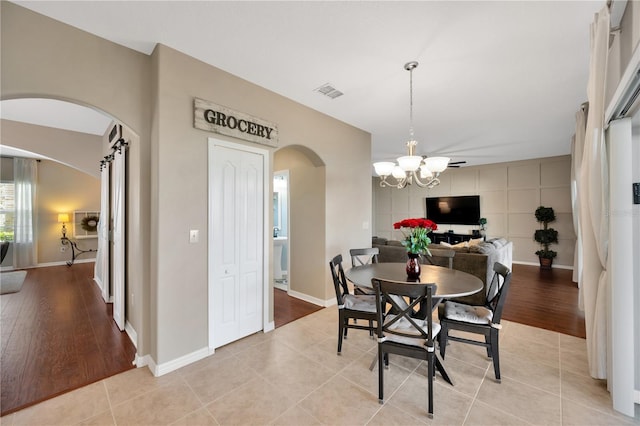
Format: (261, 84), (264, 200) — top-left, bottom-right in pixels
(421, 155), (467, 168)
(447, 160), (467, 168)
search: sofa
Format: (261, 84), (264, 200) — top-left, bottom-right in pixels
(372, 236), (513, 305)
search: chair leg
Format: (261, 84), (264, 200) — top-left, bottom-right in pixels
(490, 329), (501, 382)
(427, 352), (434, 418)
(439, 323), (448, 358)
(378, 346), (384, 403)
(434, 354), (453, 385)
(337, 314), (344, 354)
(484, 333), (492, 358)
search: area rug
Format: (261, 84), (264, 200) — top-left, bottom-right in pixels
(0, 270), (27, 295)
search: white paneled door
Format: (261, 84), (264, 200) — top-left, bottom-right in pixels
(209, 140), (264, 348)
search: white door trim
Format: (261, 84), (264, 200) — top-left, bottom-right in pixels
(207, 138), (271, 352)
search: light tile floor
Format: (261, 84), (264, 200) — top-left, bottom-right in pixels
(2, 307), (639, 425)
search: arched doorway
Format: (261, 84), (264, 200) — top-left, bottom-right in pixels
(273, 145), (327, 325)
(0, 98), (137, 415)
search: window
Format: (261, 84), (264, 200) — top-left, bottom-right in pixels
(0, 182), (15, 242)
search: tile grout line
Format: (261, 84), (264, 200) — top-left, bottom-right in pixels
(460, 361), (490, 425)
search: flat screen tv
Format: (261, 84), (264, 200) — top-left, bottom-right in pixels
(425, 195), (480, 225)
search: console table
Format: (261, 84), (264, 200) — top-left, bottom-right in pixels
(429, 231), (483, 244)
(60, 237), (96, 266)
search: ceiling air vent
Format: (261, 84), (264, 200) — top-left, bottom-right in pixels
(314, 83), (343, 99)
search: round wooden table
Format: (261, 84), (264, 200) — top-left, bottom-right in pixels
(345, 262), (484, 384)
(345, 263), (483, 300)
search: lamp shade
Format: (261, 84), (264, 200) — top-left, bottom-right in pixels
(423, 157), (450, 173)
(391, 166), (406, 179)
(397, 155), (422, 172)
(373, 162), (395, 177)
(57, 213), (70, 223)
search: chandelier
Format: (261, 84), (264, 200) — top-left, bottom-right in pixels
(373, 61), (449, 189)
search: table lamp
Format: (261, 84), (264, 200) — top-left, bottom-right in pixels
(58, 213), (70, 238)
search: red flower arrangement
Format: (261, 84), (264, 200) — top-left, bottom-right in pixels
(393, 218), (438, 256)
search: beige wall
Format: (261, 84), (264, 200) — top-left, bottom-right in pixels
(373, 155), (576, 267)
(1, 120), (102, 177)
(0, 157), (99, 266)
(2, 2), (374, 369)
(2, 2), (152, 357)
(36, 160), (100, 264)
(275, 146), (326, 301)
(150, 44), (371, 363)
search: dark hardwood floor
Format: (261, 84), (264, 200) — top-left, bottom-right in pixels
(274, 287), (323, 328)
(0, 262), (583, 417)
(0, 263), (136, 416)
(503, 263), (586, 338)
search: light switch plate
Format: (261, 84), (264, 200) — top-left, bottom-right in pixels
(189, 230), (199, 243)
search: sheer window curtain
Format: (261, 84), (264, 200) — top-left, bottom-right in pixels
(571, 105), (587, 288)
(13, 158), (38, 268)
(577, 6), (610, 379)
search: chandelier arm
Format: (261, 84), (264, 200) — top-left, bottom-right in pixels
(378, 175), (408, 189)
(411, 170), (441, 188)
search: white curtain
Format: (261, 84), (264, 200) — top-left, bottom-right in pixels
(577, 6), (609, 379)
(112, 146), (126, 331)
(94, 164), (110, 302)
(571, 105), (587, 287)
(13, 158), (37, 268)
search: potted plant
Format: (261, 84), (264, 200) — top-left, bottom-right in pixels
(533, 206), (558, 269)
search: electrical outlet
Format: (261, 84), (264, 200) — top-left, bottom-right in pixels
(189, 230), (199, 243)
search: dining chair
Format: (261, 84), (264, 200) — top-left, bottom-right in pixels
(438, 262), (512, 382)
(371, 278), (448, 419)
(349, 247), (379, 295)
(423, 248), (455, 269)
(329, 254), (377, 355)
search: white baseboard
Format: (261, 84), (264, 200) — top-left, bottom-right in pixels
(512, 260), (574, 270)
(274, 282), (288, 291)
(137, 354), (154, 370)
(125, 321), (138, 348)
(152, 346), (212, 377)
(286, 289), (327, 307)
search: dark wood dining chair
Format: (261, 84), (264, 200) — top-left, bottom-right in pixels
(329, 254), (377, 354)
(371, 278), (449, 419)
(349, 247), (379, 295)
(423, 248), (455, 269)
(438, 262), (512, 382)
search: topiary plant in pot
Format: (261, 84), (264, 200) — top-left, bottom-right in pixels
(534, 206), (558, 269)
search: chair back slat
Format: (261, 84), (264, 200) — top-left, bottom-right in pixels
(422, 248), (455, 269)
(329, 254), (349, 305)
(350, 247), (379, 267)
(372, 279), (437, 346)
(486, 262), (512, 323)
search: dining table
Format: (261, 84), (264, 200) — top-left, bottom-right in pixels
(344, 262), (484, 383)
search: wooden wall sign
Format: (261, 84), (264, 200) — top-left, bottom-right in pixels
(194, 97), (278, 147)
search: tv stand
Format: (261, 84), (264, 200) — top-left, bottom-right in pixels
(429, 231), (481, 245)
